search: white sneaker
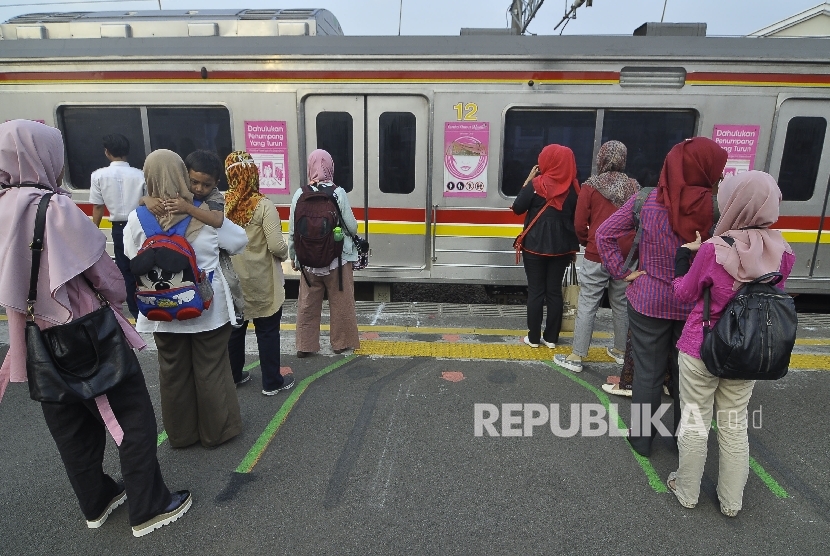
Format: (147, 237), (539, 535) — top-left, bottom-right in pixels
(541, 338), (556, 349)
(607, 347), (625, 365)
(553, 354), (583, 372)
(523, 336), (539, 348)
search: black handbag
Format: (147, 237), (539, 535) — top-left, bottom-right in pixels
(700, 271), (797, 381)
(25, 193), (141, 403)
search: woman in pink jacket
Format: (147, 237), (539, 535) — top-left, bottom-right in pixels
(667, 171), (795, 517)
(0, 120), (189, 537)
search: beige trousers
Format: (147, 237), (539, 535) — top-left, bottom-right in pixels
(296, 262), (360, 353)
(154, 323), (242, 448)
(674, 351), (756, 512)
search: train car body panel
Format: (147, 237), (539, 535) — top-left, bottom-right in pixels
(2, 32), (830, 292)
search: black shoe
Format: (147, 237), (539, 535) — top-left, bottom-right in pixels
(263, 374), (295, 396)
(296, 351), (311, 358)
(86, 483), (127, 528)
(131, 490), (192, 538)
(235, 371), (251, 386)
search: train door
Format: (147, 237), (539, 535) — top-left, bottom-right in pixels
(768, 99), (830, 279)
(303, 95), (429, 275)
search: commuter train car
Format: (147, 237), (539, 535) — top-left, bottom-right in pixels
(2, 9), (829, 294)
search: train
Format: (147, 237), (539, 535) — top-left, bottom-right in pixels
(1, 9), (829, 296)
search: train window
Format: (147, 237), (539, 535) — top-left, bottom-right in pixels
(58, 107), (144, 189)
(602, 110), (696, 188)
(378, 112), (416, 194)
(778, 116), (826, 201)
(147, 107), (233, 190)
(316, 112), (354, 193)
(502, 109), (595, 196)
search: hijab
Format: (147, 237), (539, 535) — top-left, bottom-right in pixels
(143, 149), (204, 239)
(709, 171), (791, 289)
(224, 151), (265, 227)
(583, 141), (639, 208)
(655, 137), (728, 243)
(0, 120), (106, 324)
(308, 149), (335, 184)
(532, 144), (580, 211)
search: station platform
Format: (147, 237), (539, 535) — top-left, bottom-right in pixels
(1, 304), (829, 554)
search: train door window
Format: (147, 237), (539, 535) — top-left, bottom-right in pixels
(602, 110), (696, 188)
(146, 107), (233, 190)
(502, 109), (595, 196)
(777, 116), (826, 201)
(378, 111), (416, 194)
(316, 112), (354, 192)
(58, 106), (144, 189)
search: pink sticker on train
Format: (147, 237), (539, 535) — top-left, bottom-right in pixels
(245, 121), (290, 194)
(712, 125), (760, 177)
(444, 122), (489, 198)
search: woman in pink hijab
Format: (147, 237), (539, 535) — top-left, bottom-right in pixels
(667, 171), (795, 518)
(0, 120), (190, 537)
(287, 149), (360, 357)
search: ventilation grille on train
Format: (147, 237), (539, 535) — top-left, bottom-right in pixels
(239, 10), (279, 20)
(7, 12), (89, 23)
(619, 67), (686, 88)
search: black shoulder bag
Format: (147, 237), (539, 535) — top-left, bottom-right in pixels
(26, 193), (141, 403)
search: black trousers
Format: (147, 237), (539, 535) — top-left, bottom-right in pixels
(627, 302), (684, 457)
(229, 308), (284, 391)
(40, 370), (172, 526)
(110, 221), (138, 319)
(522, 252), (571, 344)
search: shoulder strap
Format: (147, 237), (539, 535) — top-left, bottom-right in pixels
(136, 206), (163, 237)
(168, 215), (193, 237)
(514, 198), (555, 263)
(28, 193), (54, 312)
(622, 187), (654, 270)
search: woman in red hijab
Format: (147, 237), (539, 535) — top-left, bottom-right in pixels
(595, 136), (728, 457)
(512, 144), (581, 348)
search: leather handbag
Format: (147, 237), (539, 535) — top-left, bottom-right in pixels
(25, 193), (141, 403)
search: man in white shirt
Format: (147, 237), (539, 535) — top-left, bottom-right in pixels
(90, 133), (146, 318)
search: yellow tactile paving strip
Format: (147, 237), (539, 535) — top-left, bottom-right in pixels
(354, 340), (830, 370)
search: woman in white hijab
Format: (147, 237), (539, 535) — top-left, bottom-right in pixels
(0, 120), (190, 537)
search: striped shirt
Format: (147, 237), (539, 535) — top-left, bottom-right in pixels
(595, 189), (694, 320)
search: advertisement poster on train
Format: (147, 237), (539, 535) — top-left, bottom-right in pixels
(712, 124), (760, 177)
(444, 122), (489, 198)
(244, 120), (290, 194)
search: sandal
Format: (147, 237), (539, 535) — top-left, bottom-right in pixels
(667, 472), (696, 509)
(601, 383), (632, 397)
(720, 503), (739, 518)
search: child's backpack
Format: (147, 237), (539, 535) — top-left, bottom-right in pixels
(293, 182), (343, 269)
(700, 237), (797, 381)
(130, 206), (214, 321)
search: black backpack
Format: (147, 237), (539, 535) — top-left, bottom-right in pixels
(700, 241), (797, 380)
(293, 182), (345, 289)
(293, 183), (343, 267)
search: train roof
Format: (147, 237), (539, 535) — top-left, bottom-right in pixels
(0, 35), (828, 64)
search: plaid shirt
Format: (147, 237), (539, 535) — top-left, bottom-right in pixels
(595, 189), (694, 320)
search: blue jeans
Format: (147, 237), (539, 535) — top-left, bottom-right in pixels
(110, 221), (138, 318)
(228, 308), (284, 391)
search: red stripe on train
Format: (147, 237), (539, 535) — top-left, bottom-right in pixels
(688, 72), (830, 84)
(0, 70), (620, 83)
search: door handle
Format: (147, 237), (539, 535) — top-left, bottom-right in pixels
(431, 204), (438, 263)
